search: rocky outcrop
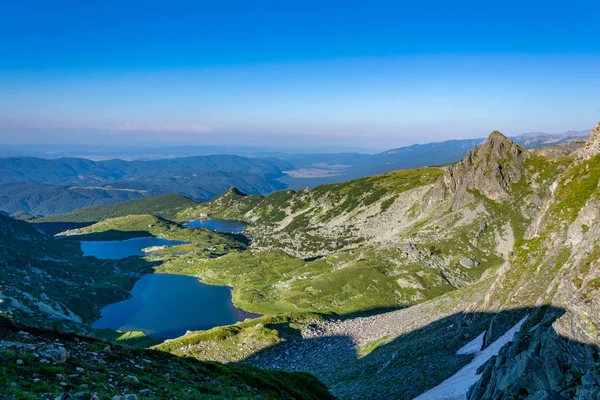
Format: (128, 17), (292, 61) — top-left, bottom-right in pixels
(468, 324), (600, 399)
(423, 131), (529, 211)
(575, 122), (600, 162)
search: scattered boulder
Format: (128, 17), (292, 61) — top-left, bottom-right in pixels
(460, 257), (479, 268)
(74, 393), (99, 400)
(396, 277), (425, 290)
(41, 346), (69, 363)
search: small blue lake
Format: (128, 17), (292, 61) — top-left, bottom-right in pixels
(92, 274), (258, 338)
(81, 237), (188, 259)
(184, 219), (247, 233)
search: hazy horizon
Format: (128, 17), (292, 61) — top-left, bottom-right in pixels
(1, 1), (599, 148)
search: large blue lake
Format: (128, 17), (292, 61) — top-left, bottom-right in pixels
(85, 220), (257, 338)
(92, 274), (258, 338)
(81, 237), (188, 259)
(184, 219), (247, 233)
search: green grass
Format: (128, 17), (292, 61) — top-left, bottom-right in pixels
(62, 214), (244, 254)
(547, 153), (600, 228)
(0, 316), (332, 399)
(357, 336), (391, 357)
(155, 246), (457, 315)
(156, 313), (326, 363)
(91, 329), (163, 348)
(36, 194), (198, 223)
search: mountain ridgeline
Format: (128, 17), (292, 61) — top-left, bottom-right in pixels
(0, 154), (290, 215)
(0, 129), (589, 216)
(1, 125), (599, 398)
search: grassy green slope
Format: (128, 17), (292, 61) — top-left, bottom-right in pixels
(37, 193), (198, 223)
(0, 316), (332, 399)
(156, 247), (454, 315)
(166, 143), (566, 315)
(179, 167), (443, 225)
(156, 313), (327, 363)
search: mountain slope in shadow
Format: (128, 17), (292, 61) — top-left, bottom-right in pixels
(241, 306), (599, 399)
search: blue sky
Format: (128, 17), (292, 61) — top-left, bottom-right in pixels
(1, 0), (599, 148)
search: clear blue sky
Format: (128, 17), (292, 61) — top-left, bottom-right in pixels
(1, 0), (599, 148)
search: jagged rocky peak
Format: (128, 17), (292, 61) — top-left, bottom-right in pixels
(423, 130), (529, 210)
(225, 187), (248, 197)
(576, 122), (600, 161)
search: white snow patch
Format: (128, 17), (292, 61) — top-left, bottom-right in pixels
(456, 332), (485, 355)
(414, 315), (528, 400)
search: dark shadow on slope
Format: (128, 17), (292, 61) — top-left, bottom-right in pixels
(33, 221), (97, 235)
(304, 255), (324, 262)
(62, 229), (156, 241)
(221, 231), (252, 246)
(235, 306), (600, 399)
(339, 305), (408, 319)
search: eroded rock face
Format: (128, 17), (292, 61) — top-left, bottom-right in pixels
(575, 122), (600, 162)
(468, 325), (600, 400)
(423, 131), (529, 211)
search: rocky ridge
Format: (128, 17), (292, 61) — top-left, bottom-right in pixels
(576, 122), (600, 162)
(422, 131), (529, 211)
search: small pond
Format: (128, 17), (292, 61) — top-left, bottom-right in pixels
(80, 237), (188, 259)
(92, 274), (259, 338)
(184, 219), (247, 233)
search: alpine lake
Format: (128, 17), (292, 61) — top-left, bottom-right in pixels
(84, 219), (257, 339)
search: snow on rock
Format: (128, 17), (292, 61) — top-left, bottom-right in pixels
(456, 331), (485, 356)
(414, 315), (528, 400)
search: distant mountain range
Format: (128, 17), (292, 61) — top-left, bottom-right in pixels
(0, 129), (589, 215)
(0, 155), (290, 215)
(277, 129), (590, 188)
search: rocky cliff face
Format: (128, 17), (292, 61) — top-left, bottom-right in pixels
(423, 131), (529, 211)
(467, 194), (600, 399)
(576, 122), (600, 162)
(464, 124), (600, 398)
